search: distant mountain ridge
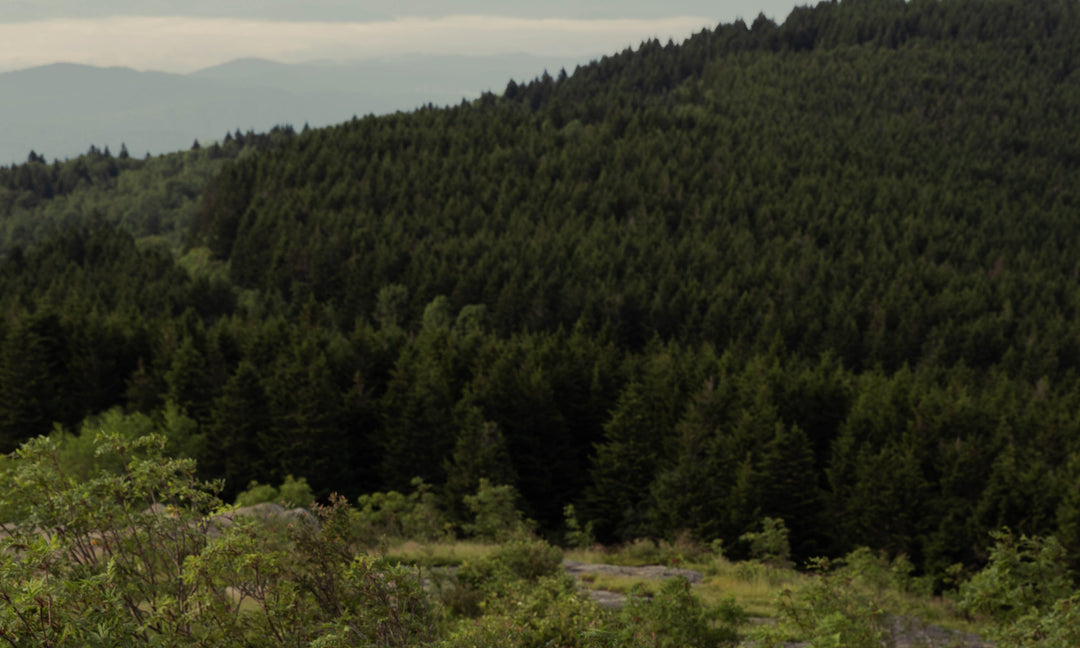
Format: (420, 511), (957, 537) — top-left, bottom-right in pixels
(1, 0), (730, 21)
(0, 54), (587, 166)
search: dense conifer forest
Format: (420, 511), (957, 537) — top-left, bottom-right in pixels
(3, 0), (1080, 591)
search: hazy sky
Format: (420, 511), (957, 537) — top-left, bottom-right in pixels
(0, 1), (807, 73)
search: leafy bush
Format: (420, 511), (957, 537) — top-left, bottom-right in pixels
(837, 547), (934, 598)
(463, 478), (533, 541)
(992, 594), (1080, 648)
(739, 517), (792, 568)
(442, 573), (603, 648)
(563, 503), (596, 548)
(619, 576), (745, 648)
(958, 530), (1079, 648)
(491, 536), (564, 582)
(444, 536), (563, 620)
(235, 474), (315, 508)
(279, 474), (316, 508)
(0, 432), (438, 647)
(752, 557), (888, 648)
(959, 530), (1073, 625)
(235, 480), (279, 507)
(453, 537), (562, 593)
(0, 432), (224, 646)
(352, 477), (451, 545)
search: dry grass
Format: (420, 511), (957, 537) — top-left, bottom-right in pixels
(563, 546), (610, 564)
(565, 534), (715, 567)
(566, 540), (807, 618)
(697, 559), (807, 618)
(577, 572), (662, 597)
(380, 540), (500, 566)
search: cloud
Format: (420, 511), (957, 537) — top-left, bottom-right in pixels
(0, 15), (717, 73)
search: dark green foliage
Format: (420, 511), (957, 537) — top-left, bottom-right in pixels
(165, 337), (214, 422)
(584, 381), (673, 541)
(0, 318), (55, 451)
(757, 424), (822, 558)
(443, 403), (517, 521)
(377, 313), (461, 490)
(204, 361), (272, 497)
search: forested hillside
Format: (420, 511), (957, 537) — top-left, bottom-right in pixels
(3, 0), (1080, 583)
(0, 127), (297, 255)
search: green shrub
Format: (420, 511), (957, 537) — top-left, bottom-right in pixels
(492, 536), (564, 581)
(604, 531), (715, 567)
(235, 474), (315, 508)
(446, 536), (564, 622)
(619, 576), (745, 648)
(958, 530), (1079, 648)
(235, 480), (280, 507)
(442, 574), (603, 648)
(616, 538), (666, 565)
(463, 478), (533, 541)
(752, 557), (888, 648)
(0, 432), (224, 647)
(453, 537), (562, 593)
(959, 530), (1073, 625)
(563, 503), (595, 549)
(739, 517), (792, 568)
(0, 432), (438, 648)
(279, 474), (316, 508)
(838, 546), (933, 598)
(992, 594), (1080, 648)
(352, 477), (451, 545)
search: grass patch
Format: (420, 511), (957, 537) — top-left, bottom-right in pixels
(381, 540), (499, 567)
(700, 559), (807, 618)
(578, 573), (661, 597)
(564, 535), (715, 568)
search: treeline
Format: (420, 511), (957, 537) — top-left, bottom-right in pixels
(3, 0), (1080, 583)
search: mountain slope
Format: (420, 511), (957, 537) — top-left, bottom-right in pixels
(188, 0), (1080, 368)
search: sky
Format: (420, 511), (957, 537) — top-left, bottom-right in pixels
(0, 1), (808, 73)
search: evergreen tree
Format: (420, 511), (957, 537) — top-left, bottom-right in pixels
(0, 320), (53, 452)
(756, 422), (823, 559)
(204, 361), (272, 497)
(443, 401), (517, 522)
(583, 382), (667, 541)
(164, 337), (214, 424)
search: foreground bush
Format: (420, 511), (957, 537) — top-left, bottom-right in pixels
(234, 474), (315, 509)
(1, 429), (752, 647)
(0, 431), (436, 647)
(959, 530), (1080, 648)
(619, 577), (745, 648)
